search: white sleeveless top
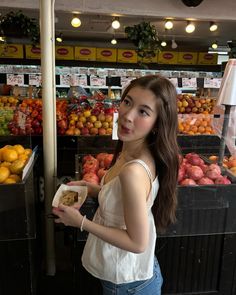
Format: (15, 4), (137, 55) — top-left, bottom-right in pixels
(82, 159), (159, 284)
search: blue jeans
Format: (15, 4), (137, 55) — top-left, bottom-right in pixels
(100, 258), (163, 295)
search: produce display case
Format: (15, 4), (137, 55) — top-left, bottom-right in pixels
(0, 136), (39, 295)
(70, 134), (236, 295)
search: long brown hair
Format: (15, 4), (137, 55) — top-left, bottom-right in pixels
(111, 75), (180, 232)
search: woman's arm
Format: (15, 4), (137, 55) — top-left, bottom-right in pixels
(55, 164), (151, 253)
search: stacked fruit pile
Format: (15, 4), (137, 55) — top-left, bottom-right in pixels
(8, 98), (43, 135)
(0, 144), (32, 184)
(208, 155), (236, 176)
(178, 152), (232, 186)
(178, 114), (215, 135)
(177, 94), (216, 114)
(81, 153), (114, 184)
(64, 101), (116, 136)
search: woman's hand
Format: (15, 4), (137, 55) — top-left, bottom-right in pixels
(67, 180), (101, 198)
(52, 203), (83, 228)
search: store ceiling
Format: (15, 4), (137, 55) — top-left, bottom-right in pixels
(0, 0), (236, 52)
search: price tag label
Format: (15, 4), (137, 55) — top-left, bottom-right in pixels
(6, 74), (24, 86)
(182, 77), (197, 88)
(90, 76), (106, 87)
(169, 78), (178, 87)
(60, 75), (71, 87)
(29, 74), (41, 86)
(204, 78), (222, 88)
(112, 112), (119, 140)
(70, 75), (88, 87)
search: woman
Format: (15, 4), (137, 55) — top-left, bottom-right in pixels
(53, 75), (180, 294)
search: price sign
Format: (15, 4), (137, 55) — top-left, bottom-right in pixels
(204, 78), (222, 88)
(6, 74), (24, 86)
(29, 74), (42, 86)
(169, 78), (178, 87)
(90, 76), (106, 87)
(60, 75), (71, 87)
(182, 77), (197, 88)
(70, 75), (88, 87)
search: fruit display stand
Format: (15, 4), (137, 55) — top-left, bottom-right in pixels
(69, 135), (236, 295)
(0, 138), (39, 295)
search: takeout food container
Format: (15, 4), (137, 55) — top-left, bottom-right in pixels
(52, 184), (88, 207)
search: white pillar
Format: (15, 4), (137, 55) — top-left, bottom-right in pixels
(40, 0), (57, 275)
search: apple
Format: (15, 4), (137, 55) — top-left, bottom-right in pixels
(83, 110), (91, 118)
(74, 128), (81, 136)
(89, 115), (97, 123)
(103, 154), (114, 169)
(98, 113), (106, 122)
(96, 153), (108, 163)
(94, 121), (102, 129)
(76, 121), (84, 129)
(83, 155), (96, 163)
(81, 127), (90, 135)
(90, 127), (99, 135)
(85, 121), (94, 129)
(105, 115), (113, 123)
(102, 122), (109, 129)
(98, 128), (106, 135)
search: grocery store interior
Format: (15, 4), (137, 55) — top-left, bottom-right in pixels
(0, 0), (236, 294)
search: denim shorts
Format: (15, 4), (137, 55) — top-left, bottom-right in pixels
(100, 257), (163, 295)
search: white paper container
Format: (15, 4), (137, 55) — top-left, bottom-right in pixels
(52, 184), (88, 207)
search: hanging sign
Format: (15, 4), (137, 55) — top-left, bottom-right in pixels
(204, 78), (222, 88)
(96, 48), (117, 62)
(178, 52), (198, 65)
(7, 74), (24, 86)
(25, 45), (41, 59)
(90, 75), (106, 87)
(117, 49), (137, 63)
(55, 46), (74, 60)
(182, 77), (197, 88)
(60, 75), (71, 87)
(158, 51), (178, 64)
(29, 74), (42, 86)
(0, 44), (23, 58)
(74, 47), (96, 61)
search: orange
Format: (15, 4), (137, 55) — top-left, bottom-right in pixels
(198, 126), (205, 133)
(9, 159), (25, 175)
(2, 148), (18, 162)
(24, 149), (32, 157)
(190, 125), (198, 133)
(9, 174), (21, 183)
(3, 178), (16, 184)
(0, 161), (11, 168)
(201, 120), (208, 127)
(0, 167), (10, 183)
(13, 144), (25, 155)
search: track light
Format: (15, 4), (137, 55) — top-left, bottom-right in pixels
(111, 19), (120, 29)
(209, 22), (218, 32)
(111, 37), (117, 45)
(165, 20), (173, 30)
(161, 41), (167, 47)
(171, 39), (178, 49)
(56, 33), (63, 43)
(211, 41), (218, 49)
(71, 15), (81, 28)
(185, 21), (195, 33)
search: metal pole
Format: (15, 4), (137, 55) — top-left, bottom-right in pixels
(40, 0), (57, 275)
(218, 105), (231, 166)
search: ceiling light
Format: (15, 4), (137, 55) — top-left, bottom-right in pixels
(165, 20), (173, 30)
(71, 15), (81, 28)
(111, 38), (117, 45)
(185, 21), (195, 33)
(161, 41), (167, 47)
(0, 36), (6, 42)
(211, 41), (218, 49)
(111, 19), (120, 30)
(209, 22), (218, 32)
(56, 33), (63, 43)
(171, 39), (178, 49)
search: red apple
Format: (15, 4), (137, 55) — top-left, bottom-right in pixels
(83, 159), (99, 174)
(97, 168), (107, 180)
